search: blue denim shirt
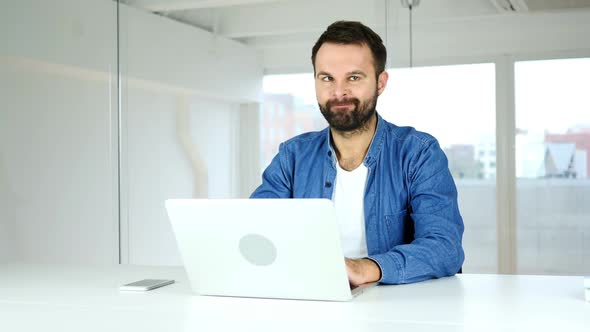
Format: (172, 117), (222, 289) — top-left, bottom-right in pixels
(251, 113), (465, 284)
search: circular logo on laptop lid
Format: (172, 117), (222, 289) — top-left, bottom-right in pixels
(238, 234), (277, 266)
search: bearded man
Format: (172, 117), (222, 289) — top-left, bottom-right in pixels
(251, 21), (465, 286)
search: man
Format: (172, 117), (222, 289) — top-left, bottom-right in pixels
(251, 21), (464, 286)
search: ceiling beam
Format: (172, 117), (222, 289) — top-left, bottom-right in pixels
(125, 0), (287, 12)
(216, 0), (382, 38)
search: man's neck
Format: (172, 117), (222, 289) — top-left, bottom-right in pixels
(331, 113), (377, 171)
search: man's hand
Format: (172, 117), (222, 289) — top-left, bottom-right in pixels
(345, 258), (381, 287)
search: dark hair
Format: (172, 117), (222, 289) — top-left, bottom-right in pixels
(311, 21), (387, 75)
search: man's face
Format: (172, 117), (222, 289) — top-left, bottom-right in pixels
(314, 42), (388, 132)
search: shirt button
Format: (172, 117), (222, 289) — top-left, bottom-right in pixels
(325, 182), (332, 188)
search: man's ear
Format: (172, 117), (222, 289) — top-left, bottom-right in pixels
(377, 71), (389, 96)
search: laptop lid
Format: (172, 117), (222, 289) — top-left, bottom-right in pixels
(165, 198), (357, 301)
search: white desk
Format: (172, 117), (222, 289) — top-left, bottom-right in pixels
(0, 264), (588, 332)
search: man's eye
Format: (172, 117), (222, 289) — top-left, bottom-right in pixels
(321, 76), (333, 82)
(349, 75), (360, 81)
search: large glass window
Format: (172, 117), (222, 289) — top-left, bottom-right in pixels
(260, 64), (497, 273)
(260, 74), (326, 170)
(379, 64), (497, 273)
(515, 58), (590, 275)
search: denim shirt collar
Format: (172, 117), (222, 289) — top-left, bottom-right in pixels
(324, 112), (386, 168)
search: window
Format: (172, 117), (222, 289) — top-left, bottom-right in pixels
(515, 58), (590, 275)
(378, 63), (497, 272)
(260, 64), (497, 273)
(260, 74), (326, 171)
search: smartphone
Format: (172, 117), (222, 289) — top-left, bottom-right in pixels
(119, 279), (175, 291)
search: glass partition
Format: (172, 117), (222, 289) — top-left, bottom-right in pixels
(0, 0), (119, 263)
(2, 0), (588, 274)
(118, 1), (262, 265)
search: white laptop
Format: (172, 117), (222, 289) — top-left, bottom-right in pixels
(165, 198), (376, 301)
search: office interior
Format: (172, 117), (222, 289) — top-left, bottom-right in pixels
(1, 0), (589, 277)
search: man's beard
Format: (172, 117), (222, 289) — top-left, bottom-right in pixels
(319, 90), (378, 132)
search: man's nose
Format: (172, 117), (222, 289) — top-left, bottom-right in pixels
(332, 80), (349, 99)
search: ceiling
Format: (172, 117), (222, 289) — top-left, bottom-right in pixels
(121, 0), (590, 37)
(120, 0), (590, 72)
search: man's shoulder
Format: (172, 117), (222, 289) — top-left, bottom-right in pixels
(381, 119), (437, 147)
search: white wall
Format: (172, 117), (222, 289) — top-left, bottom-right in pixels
(123, 90), (241, 265)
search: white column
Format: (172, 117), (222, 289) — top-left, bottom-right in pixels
(495, 55), (517, 274)
(238, 103), (262, 198)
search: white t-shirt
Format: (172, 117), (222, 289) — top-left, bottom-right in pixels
(331, 161), (369, 259)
